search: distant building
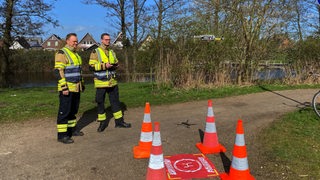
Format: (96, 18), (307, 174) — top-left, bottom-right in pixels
(25, 37), (43, 50)
(78, 33), (98, 51)
(28, 41), (43, 50)
(42, 34), (63, 51)
(112, 32), (124, 49)
(86, 44), (99, 52)
(9, 36), (30, 50)
(138, 35), (153, 51)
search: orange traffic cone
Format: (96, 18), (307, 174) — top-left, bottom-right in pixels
(133, 102), (153, 159)
(220, 120), (255, 180)
(146, 122), (167, 180)
(196, 100), (226, 154)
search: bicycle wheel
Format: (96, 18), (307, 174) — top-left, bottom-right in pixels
(312, 90), (320, 118)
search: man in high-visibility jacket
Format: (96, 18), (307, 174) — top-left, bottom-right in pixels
(54, 33), (85, 144)
(89, 33), (131, 132)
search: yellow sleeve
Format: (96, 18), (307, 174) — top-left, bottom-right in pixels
(54, 51), (68, 90)
(111, 50), (119, 64)
(89, 50), (105, 71)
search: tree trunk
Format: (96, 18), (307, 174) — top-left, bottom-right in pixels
(156, 0), (163, 40)
(213, 0), (220, 35)
(318, 3), (320, 34)
(124, 49), (130, 81)
(119, 0), (130, 81)
(0, 48), (10, 88)
(0, 0), (14, 88)
(132, 0), (139, 82)
(294, 0), (303, 41)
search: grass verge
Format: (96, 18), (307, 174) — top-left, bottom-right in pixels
(0, 82), (319, 123)
(257, 107), (320, 179)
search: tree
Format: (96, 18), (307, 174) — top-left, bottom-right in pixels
(0, 0), (58, 88)
(148, 0), (187, 84)
(150, 0), (185, 39)
(318, 2), (320, 34)
(288, 0), (319, 41)
(128, 0), (148, 80)
(218, 0), (292, 83)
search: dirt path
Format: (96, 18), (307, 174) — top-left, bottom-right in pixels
(0, 89), (316, 180)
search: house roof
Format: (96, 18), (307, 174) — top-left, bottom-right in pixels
(79, 33), (97, 44)
(138, 35), (153, 50)
(14, 36), (31, 49)
(112, 32), (123, 45)
(86, 44), (99, 51)
(41, 34), (62, 45)
(141, 35), (153, 44)
(51, 34), (62, 40)
(28, 41), (42, 48)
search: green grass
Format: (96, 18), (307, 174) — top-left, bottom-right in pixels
(0, 82), (319, 123)
(258, 108), (320, 178)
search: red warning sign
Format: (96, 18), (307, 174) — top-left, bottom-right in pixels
(164, 154), (219, 179)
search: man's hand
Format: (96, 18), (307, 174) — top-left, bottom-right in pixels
(105, 63), (113, 69)
(62, 89), (69, 96)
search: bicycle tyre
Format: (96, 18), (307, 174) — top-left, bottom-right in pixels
(312, 90), (320, 118)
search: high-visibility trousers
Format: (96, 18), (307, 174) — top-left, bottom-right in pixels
(95, 85), (123, 122)
(57, 92), (80, 139)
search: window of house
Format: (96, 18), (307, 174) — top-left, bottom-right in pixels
(47, 42), (51, 46)
(55, 41), (58, 46)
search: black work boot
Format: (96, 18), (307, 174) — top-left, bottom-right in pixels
(115, 118), (131, 128)
(67, 127), (73, 138)
(72, 130), (84, 136)
(58, 136), (74, 144)
(97, 120), (108, 132)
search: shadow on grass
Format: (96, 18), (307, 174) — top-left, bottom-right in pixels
(76, 102), (128, 131)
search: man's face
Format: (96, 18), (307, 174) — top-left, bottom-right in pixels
(101, 35), (111, 46)
(66, 35), (78, 48)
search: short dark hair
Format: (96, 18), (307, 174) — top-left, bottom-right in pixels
(101, 33), (110, 40)
(66, 33), (77, 40)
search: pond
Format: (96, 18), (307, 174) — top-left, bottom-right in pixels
(8, 72), (154, 88)
(9, 69), (288, 88)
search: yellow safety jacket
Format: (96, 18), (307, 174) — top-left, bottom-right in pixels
(89, 47), (118, 88)
(55, 47), (83, 92)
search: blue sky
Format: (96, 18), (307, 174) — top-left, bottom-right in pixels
(43, 0), (118, 42)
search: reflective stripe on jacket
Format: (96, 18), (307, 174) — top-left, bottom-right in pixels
(62, 48), (82, 83)
(90, 47), (118, 88)
(94, 48), (117, 80)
